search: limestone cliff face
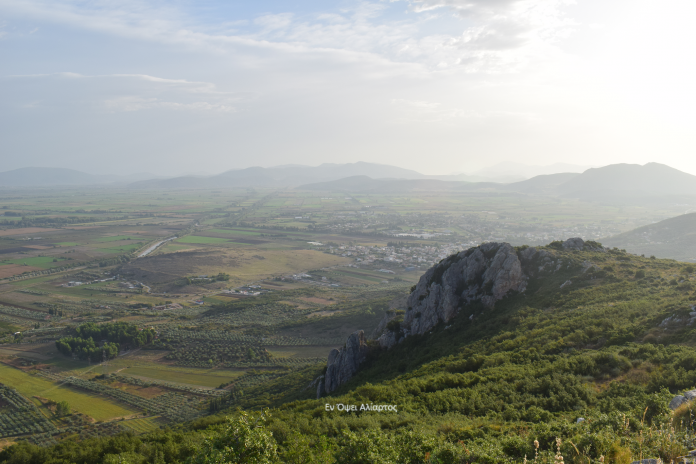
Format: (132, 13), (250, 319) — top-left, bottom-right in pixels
(376, 242), (528, 347)
(323, 330), (369, 395)
(319, 238), (601, 393)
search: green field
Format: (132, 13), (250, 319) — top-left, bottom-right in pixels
(95, 235), (140, 242)
(158, 243), (198, 252)
(0, 363), (137, 421)
(176, 236), (230, 244)
(209, 229), (262, 236)
(121, 416), (162, 434)
(1, 256), (65, 267)
(99, 244), (142, 253)
(121, 366), (243, 388)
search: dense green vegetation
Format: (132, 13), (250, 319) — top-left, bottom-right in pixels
(4, 245), (696, 463)
(55, 337), (119, 362)
(55, 322), (156, 361)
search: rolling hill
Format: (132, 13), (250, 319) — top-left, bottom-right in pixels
(501, 172), (580, 193)
(129, 162), (429, 189)
(296, 163), (696, 200)
(556, 162), (696, 199)
(602, 212), (696, 262)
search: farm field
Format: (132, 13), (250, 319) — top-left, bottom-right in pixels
(175, 236), (231, 244)
(1, 185), (693, 449)
(121, 417), (162, 434)
(0, 363), (136, 421)
(120, 367), (243, 388)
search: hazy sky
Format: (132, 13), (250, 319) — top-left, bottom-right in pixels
(1, 0), (695, 176)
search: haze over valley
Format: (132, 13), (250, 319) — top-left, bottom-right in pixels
(3, 0), (696, 462)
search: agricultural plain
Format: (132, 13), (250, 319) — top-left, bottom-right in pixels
(0, 185), (690, 449)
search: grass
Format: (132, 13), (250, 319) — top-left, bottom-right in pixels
(1, 257), (65, 268)
(266, 346), (336, 358)
(193, 248), (351, 286)
(99, 244), (142, 254)
(209, 229), (262, 236)
(121, 416), (162, 434)
(176, 236), (230, 244)
(121, 366), (243, 388)
(0, 363), (137, 421)
(55, 242), (79, 247)
(159, 243), (199, 253)
(95, 235), (140, 242)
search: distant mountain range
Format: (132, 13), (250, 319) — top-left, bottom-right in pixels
(471, 161), (594, 180)
(127, 162), (591, 189)
(2, 163), (696, 203)
(127, 162), (431, 189)
(298, 175), (497, 193)
(602, 212), (696, 262)
(298, 163), (696, 201)
(0, 167), (159, 187)
(557, 163), (696, 198)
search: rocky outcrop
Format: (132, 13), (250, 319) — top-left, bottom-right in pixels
(323, 330), (369, 395)
(669, 389), (696, 409)
(319, 238), (599, 392)
(377, 242), (530, 347)
(374, 238), (603, 348)
(562, 237), (585, 250)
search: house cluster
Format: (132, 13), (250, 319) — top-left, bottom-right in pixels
(324, 242), (478, 269)
(222, 285), (268, 296)
(62, 276), (118, 288)
(119, 281), (143, 289)
(311, 210), (625, 246)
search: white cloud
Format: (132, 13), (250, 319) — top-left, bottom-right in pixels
(1, 0), (696, 176)
(103, 96), (235, 113)
(0, 0), (574, 74)
(3, 73), (243, 113)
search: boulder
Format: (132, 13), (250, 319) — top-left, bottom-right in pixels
(324, 330), (369, 394)
(669, 395), (688, 410)
(562, 237), (585, 250)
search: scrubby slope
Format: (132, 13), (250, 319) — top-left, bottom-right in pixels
(5, 241), (696, 463)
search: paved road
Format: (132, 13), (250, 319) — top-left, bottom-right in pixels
(138, 237), (176, 258)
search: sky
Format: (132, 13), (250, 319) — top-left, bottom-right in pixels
(1, 0), (695, 177)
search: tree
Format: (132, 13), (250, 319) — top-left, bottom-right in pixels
(189, 410), (278, 464)
(56, 401), (70, 416)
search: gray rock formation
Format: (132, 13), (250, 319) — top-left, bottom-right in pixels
(562, 237), (586, 250)
(320, 238), (598, 391)
(669, 395), (688, 410)
(562, 237), (605, 252)
(377, 242), (530, 347)
(668, 389), (696, 409)
(323, 330), (369, 395)
(317, 378), (324, 400)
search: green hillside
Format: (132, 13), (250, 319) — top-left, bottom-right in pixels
(4, 243), (696, 463)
